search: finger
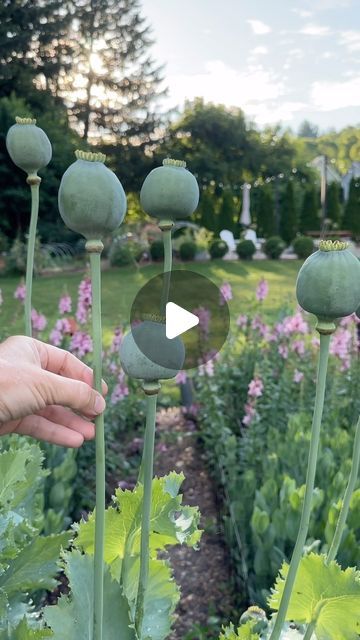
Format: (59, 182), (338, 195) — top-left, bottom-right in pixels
(37, 406), (95, 440)
(12, 414), (86, 448)
(41, 370), (106, 418)
(34, 340), (108, 394)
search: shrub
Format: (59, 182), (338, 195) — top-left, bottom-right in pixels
(179, 241), (197, 261)
(149, 239), (164, 261)
(209, 239), (228, 259)
(293, 235), (315, 259)
(109, 238), (145, 266)
(236, 239), (256, 260)
(263, 235), (285, 259)
(6, 235), (53, 274)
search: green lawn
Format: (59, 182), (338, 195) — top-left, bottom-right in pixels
(0, 259), (302, 344)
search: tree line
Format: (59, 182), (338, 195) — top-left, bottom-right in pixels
(0, 0), (359, 245)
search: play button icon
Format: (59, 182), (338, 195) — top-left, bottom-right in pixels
(129, 270), (230, 370)
(166, 302), (199, 339)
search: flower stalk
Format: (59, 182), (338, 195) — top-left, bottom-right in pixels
(269, 332), (331, 640)
(159, 219), (173, 314)
(135, 380), (161, 636)
(87, 240), (105, 640)
(24, 177), (41, 336)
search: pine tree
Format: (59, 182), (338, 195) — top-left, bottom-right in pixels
(217, 189), (235, 234)
(279, 180), (298, 245)
(61, 0), (165, 142)
(256, 185), (275, 238)
(343, 179), (360, 240)
(199, 189), (217, 232)
(299, 185), (319, 233)
(326, 181), (341, 226)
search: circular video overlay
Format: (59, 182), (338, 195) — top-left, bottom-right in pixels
(130, 270), (230, 370)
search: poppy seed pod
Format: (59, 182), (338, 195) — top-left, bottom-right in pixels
(296, 240), (360, 332)
(6, 117), (52, 179)
(140, 158), (199, 221)
(120, 320), (185, 381)
(58, 150), (127, 240)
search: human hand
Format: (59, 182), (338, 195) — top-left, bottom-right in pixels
(0, 336), (107, 447)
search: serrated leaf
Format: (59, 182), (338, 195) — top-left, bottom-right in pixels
(43, 550), (135, 640)
(0, 532), (71, 596)
(0, 450), (29, 506)
(269, 553), (360, 639)
(219, 621), (260, 639)
(0, 617), (53, 639)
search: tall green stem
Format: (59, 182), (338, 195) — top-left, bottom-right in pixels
(24, 178), (40, 336)
(159, 220), (173, 314)
(135, 384), (159, 636)
(269, 333), (331, 640)
(88, 242), (105, 640)
(327, 413), (360, 563)
(303, 621), (315, 640)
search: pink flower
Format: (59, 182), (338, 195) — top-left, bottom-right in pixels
(110, 327), (123, 353)
(251, 315), (271, 339)
(193, 306), (211, 338)
(219, 282), (233, 305)
(31, 309), (47, 332)
(291, 340), (305, 356)
(248, 377), (264, 398)
(49, 318), (71, 346)
(59, 293), (72, 314)
(175, 371), (187, 384)
(70, 331), (93, 357)
(311, 336), (320, 349)
(76, 278), (92, 324)
(14, 282), (26, 302)
(293, 369), (304, 383)
(199, 360), (214, 376)
(256, 278), (269, 302)
(111, 382), (129, 404)
(236, 314), (248, 329)
(330, 329), (352, 360)
(278, 344), (289, 359)
(277, 312), (309, 336)
(243, 402), (257, 426)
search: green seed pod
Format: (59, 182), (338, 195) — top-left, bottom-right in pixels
(58, 150), (127, 240)
(120, 320), (185, 381)
(296, 240), (360, 333)
(6, 117), (52, 179)
(239, 606), (268, 633)
(140, 158), (199, 221)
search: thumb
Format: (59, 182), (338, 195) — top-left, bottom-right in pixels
(42, 370), (106, 417)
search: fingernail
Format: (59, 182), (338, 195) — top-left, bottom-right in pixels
(94, 394), (106, 414)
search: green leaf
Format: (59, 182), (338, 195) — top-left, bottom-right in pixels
(269, 552), (360, 639)
(0, 450), (29, 506)
(0, 617), (53, 639)
(219, 621), (260, 639)
(0, 532), (71, 596)
(43, 550), (135, 640)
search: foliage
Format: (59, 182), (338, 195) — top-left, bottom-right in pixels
(150, 240), (165, 261)
(326, 181), (341, 226)
(292, 236), (314, 259)
(269, 553), (360, 639)
(43, 472), (202, 639)
(219, 621), (260, 639)
(198, 188), (218, 232)
(179, 241), (197, 261)
(218, 190), (236, 234)
(299, 185), (319, 233)
(343, 178), (360, 240)
(109, 237), (146, 267)
(255, 185), (275, 239)
(279, 181), (297, 245)
(5, 235), (54, 275)
(236, 240), (256, 260)
(194, 292), (360, 606)
(209, 239), (228, 259)
(263, 236), (285, 259)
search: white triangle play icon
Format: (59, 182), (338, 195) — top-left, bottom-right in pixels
(166, 302), (199, 339)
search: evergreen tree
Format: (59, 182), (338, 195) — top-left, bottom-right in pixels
(343, 179), (360, 240)
(199, 189), (217, 232)
(256, 185), (275, 238)
(217, 189), (235, 234)
(326, 181), (341, 226)
(61, 0), (165, 142)
(279, 180), (298, 245)
(299, 185), (319, 233)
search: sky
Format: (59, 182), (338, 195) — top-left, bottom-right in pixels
(140, 0), (360, 133)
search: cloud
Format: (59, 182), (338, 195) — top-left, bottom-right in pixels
(307, 0), (352, 8)
(165, 60), (284, 110)
(300, 23), (331, 35)
(339, 31), (360, 52)
(249, 46), (268, 55)
(292, 8), (313, 17)
(247, 101), (308, 125)
(311, 77), (360, 110)
(247, 19), (272, 35)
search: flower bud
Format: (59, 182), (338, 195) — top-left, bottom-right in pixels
(6, 117), (52, 178)
(140, 158), (199, 221)
(58, 150), (127, 240)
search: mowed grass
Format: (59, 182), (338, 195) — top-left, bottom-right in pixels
(0, 259), (302, 344)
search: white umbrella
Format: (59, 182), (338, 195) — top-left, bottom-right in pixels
(240, 183), (252, 226)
